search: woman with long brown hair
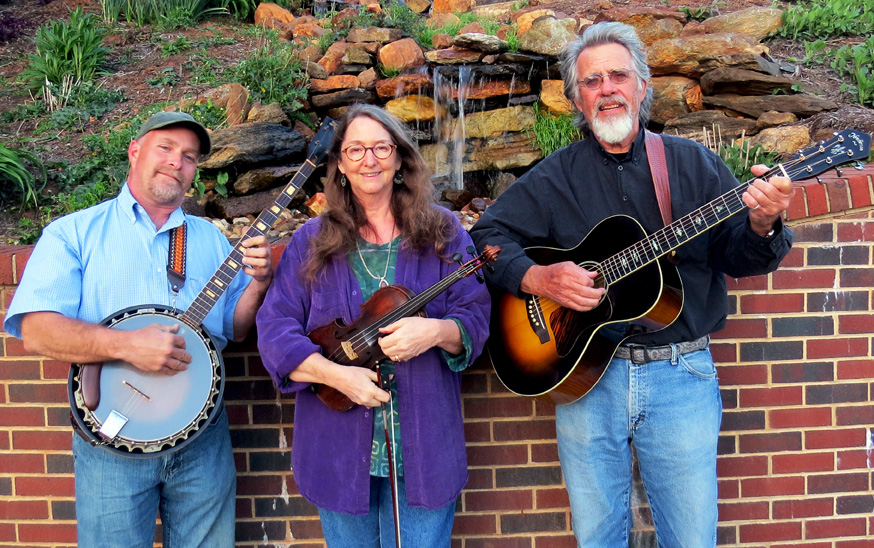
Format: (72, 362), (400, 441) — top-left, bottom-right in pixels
(256, 104), (490, 547)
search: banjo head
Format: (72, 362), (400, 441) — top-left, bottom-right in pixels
(69, 305), (224, 457)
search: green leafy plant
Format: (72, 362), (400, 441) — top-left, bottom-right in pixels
(161, 36), (192, 56)
(231, 31), (309, 112)
(717, 139), (779, 182)
(778, 0), (874, 40)
(505, 26), (520, 54)
(831, 36), (874, 106)
(679, 1), (724, 22)
(97, 0), (226, 29)
(0, 144), (47, 211)
(147, 66), (182, 88)
(531, 105), (582, 157)
(19, 8), (110, 111)
(378, 62), (401, 78)
(215, 171), (229, 197)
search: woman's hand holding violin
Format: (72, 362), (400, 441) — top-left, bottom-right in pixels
(378, 317), (463, 361)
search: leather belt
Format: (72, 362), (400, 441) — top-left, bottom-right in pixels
(615, 335), (709, 364)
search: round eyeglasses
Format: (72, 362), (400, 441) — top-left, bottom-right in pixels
(342, 143), (397, 162)
(578, 69), (633, 90)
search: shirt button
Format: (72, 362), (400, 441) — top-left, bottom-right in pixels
(623, 196), (629, 201)
(364, 411), (370, 417)
(618, 165), (624, 171)
(352, 291), (357, 296)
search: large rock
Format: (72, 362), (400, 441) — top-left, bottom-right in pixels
(453, 33), (508, 54)
(318, 41), (348, 76)
(375, 73), (433, 99)
(647, 33), (775, 78)
(539, 79), (573, 115)
(595, 8), (685, 44)
(517, 16), (578, 57)
(749, 125), (810, 155)
(196, 83), (250, 126)
(447, 79), (530, 100)
(407, 0), (432, 14)
(232, 164), (300, 195)
(310, 88), (375, 109)
(378, 38), (426, 72)
(425, 47), (486, 64)
(432, 0), (474, 14)
(347, 27), (403, 43)
(245, 102), (289, 125)
(702, 93), (839, 118)
(201, 123), (306, 171)
(254, 2), (295, 26)
(702, 7), (783, 42)
(422, 132), (542, 175)
(662, 110), (758, 142)
(385, 94), (447, 122)
(310, 75), (361, 94)
(650, 76), (698, 126)
(450, 106), (537, 138)
(206, 184), (307, 220)
(700, 67), (797, 96)
(515, 9), (556, 35)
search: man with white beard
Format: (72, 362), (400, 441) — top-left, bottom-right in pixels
(470, 22), (795, 547)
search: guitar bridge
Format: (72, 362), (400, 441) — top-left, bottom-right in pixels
(341, 341), (358, 360)
(525, 295), (551, 344)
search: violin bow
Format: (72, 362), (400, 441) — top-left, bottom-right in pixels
(377, 363), (402, 548)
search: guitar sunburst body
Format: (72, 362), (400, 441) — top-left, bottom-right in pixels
(489, 215), (683, 405)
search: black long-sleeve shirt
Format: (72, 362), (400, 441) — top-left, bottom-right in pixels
(470, 129), (793, 346)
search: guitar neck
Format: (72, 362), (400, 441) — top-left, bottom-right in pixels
(181, 158), (317, 327)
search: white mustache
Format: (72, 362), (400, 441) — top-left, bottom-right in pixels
(595, 94), (630, 112)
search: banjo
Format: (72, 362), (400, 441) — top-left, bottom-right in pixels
(68, 118), (337, 457)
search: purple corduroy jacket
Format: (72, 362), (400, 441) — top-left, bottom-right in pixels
(256, 213), (491, 514)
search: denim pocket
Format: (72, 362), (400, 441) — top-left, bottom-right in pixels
(678, 348), (717, 379)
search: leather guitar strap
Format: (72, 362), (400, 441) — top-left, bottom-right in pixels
(167, 222), (187, 293)
(644, 130), (672, 227)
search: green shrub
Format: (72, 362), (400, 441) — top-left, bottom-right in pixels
(831, 36), (874, 106)
(161, 36), (192, 56)
(0, 144), (47, 210)
(19, 8), (110, 110)
(778, 0), (874, 40)
(531, 105), (582, 157)
(98, 0), (226, 28)
(232, 32), (309, 112)
(717, 139), (779, 183)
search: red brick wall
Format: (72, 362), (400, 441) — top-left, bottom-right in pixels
(1, 165), (874, 547)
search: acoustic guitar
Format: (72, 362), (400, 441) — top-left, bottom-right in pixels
(68, 118), (337, 456)
(488, 129), (872, 405)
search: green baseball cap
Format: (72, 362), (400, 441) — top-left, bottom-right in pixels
(134, 111), (211, 155)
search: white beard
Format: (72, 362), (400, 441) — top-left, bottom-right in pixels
(590, 95), (635, 144)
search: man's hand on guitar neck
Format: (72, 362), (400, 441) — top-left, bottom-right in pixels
(743, 164), (795, 238)
(521, 262), (606, 312)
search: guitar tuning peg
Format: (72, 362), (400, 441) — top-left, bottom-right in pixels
(475, 271), (485, 283)
(815, 176), (823, 185)
(854, 161), (865, 170)
(452, 252), (463, 265)
(836, 168), (843, 177)
(486, 264), (495, 274)
(466, 245), (476, 256)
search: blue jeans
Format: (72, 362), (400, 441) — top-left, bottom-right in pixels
(73, 409), (236, 548)
(318, 475), (456, 548)
(556, 347), (722, 548)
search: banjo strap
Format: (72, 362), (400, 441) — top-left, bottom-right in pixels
(167, 223), (187, 293)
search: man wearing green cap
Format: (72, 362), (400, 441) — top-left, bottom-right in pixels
(5, 112), (274, 546)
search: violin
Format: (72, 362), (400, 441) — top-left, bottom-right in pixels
(307, 245), (499, 411)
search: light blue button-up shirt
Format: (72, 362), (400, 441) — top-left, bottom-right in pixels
(4, 184), (249, 350)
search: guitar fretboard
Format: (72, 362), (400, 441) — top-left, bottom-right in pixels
(596, 131), (866, 285)
(180, 159), (316, 327)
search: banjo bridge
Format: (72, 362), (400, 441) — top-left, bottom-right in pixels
(122, 380), (152, 402)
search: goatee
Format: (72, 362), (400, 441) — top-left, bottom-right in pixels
(590, 95), (634, 145)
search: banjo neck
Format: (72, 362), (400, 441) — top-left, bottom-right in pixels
(180, 156), (321, 329)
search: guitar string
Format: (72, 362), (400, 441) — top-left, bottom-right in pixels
(528, 151), (856, 317)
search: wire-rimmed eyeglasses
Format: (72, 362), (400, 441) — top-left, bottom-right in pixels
(342, 143), (397, 162)
(577, 69), (634, 90)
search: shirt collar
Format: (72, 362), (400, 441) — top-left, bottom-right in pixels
(117, 182), (186, 233)
(596, 128), (646, 165)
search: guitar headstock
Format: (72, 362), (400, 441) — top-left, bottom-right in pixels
(785, 129), (872, 181)
(308, 117), (338, 165)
